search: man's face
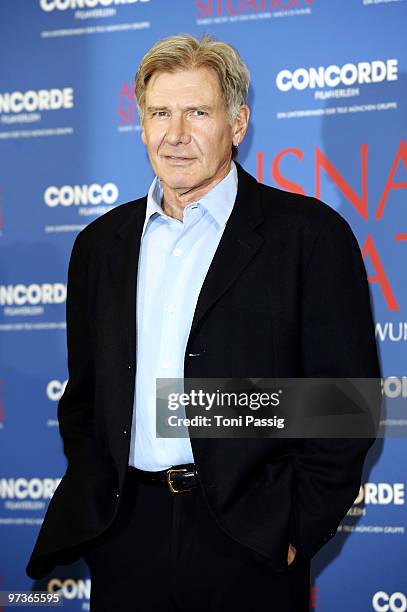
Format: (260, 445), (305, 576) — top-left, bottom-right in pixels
(140, 67), (248, 196)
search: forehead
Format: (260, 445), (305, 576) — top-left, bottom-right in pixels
(145, 67), (223, 105)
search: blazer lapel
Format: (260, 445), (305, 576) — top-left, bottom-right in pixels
(106, 199), (147, 365)
(189, 162), (264, 338)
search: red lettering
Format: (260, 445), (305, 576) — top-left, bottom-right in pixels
(316, 145), (368, 220)
(311, 584), (320, 609)
(196, 0), (211, 17)
(276, 0), (296, 8)
(200, 0), (311, 16)
(118, 82), (133, 102)
(256, 151), (264, 183)
(227, 0), (240, 14)
(242, 0), (259, 11)
(272, 148), (306, 194)
(255, 147), (402, 311)
(117, 105), (135, 125)
(362, 235), (399, 311)
(118, 83), (136, 125)
(375, 139), (407, 220)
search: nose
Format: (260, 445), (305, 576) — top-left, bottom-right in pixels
(165, 114), (191, 146)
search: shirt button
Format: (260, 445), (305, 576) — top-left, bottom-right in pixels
(173, 248), (182, 256)
(161, 360), (170, 369)
(167, 304), (176, 313)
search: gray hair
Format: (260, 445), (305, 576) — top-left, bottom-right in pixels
(135, 33), (250, 126)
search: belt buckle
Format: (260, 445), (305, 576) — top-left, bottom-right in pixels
(166, 467), (191, 494)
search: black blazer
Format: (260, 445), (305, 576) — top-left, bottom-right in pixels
(26, 162), (381, 579)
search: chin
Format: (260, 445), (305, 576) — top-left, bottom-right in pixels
(166, 180), (196, 192)
(160, 170), (199, 188)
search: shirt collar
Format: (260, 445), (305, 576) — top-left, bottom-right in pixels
(142, 161), (238, 236)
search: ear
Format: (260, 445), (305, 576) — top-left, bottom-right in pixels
(232, 104), (250, 147)
(137, 105), (147, 144)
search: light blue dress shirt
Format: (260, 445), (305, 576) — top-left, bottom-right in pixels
(129, 162), (238, 471)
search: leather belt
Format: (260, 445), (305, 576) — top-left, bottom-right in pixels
(129, 464), (199, 494)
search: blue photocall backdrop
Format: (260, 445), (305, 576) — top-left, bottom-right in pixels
(0, 1), (406, 610)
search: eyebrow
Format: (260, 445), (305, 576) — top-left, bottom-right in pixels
(146, 104), (213, 113)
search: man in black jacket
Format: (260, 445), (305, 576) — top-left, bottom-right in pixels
(27, 34), (381, 611)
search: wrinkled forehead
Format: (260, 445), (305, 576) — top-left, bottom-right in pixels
(145, 67), (224, 107)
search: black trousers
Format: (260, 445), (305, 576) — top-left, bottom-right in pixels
(83, 466), (310, 611)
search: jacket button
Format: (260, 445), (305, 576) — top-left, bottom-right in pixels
(123, 428), (128, 435)
(114, 490), (120, 499)
(127, 364), (132, 370)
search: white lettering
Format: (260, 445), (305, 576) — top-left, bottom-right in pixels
(44, 183), (119, 207)
(0, 284), (67, 306)
(0, 478), (61, 499)
(373, 592), (407, 612)
(40, 0), (149, 11)
(354, 483), (405, 506)
(48, 579), (91, 601)
(0, 88), (74, 114)
(382, 377), (407, 398)
(276, 59), (398, 92)
(46, 379), (68, 401)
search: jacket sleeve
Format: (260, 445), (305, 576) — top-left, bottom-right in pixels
(289, 211), (382, 559)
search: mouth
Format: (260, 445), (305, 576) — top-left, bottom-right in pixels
(163, 156), (196, 162)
